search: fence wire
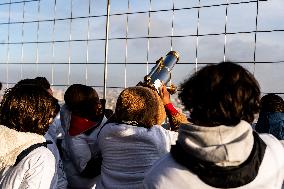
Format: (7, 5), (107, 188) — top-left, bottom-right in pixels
(0, 0), (284, 100)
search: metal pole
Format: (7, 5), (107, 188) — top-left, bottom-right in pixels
(6, 0), (12, 88)
(103, 0), (111, 99)
(124, 0), (130, 89)
(253, 0), (259, 74)
(223, 0), (229, 62)
(195, 0), (201, 72)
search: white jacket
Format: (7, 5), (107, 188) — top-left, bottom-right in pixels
(60, 105), (107, 189)
(144, 121), (284, 189)
(0, 125), (56, 189)
(95, 122), (178, 189)
(45, 133), (68, 189)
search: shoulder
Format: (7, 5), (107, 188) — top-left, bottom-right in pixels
(27, 146), (55, 161)
(281, 140), (284, 148)
(151, 124), (175, 134)
(259, 133), (284, 168)
(19, 147), (56, 188)
(259, 133), (284, 152)
(99, 122), (145, 136)
(98, 123), (171, 144)
(151, 125), (178, 143)
(144, 153), (190, 188)
(97, 122), (120, 137)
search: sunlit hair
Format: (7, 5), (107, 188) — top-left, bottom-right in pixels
(179, 62), (260, 126)
(260, 94), (284, 112)
(115, 86), (166, 128)
(0, 84), (60, 135)
(64, 84), (103, 122)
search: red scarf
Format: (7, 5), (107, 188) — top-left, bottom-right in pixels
(69, 114), (98, 136)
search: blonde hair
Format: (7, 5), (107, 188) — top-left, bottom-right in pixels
(115, 86), (166, 128)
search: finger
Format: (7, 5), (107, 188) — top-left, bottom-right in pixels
(162, 85), (167, 93)
(158, 85), (163, 96)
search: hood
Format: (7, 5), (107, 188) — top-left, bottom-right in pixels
(178, 120), (254, 166)
(0, 125), (45, 169)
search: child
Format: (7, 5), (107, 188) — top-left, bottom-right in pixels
(61, 84), (110, 189)
(0, 84), (60, 189)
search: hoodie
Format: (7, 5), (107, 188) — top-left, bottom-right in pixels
(144, 121), (284, 189)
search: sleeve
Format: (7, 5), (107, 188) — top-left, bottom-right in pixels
(20, 147), (56, 189)
(56, 158), (68, 189)
(67, 136), (92, 173)
(164, 103), (189, 131)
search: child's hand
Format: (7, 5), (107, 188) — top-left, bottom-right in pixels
(159, 84), (171, 105)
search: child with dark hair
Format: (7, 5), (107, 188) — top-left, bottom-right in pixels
(143, 62), (284, 189)
(0, 84), (60, 188)
(255, 94), (284, 140)
(60, 84), (111, 189)
(15, 78), (64, 139)
(13, 78), (68, 189)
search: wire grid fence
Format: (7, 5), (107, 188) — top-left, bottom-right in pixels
(0, 0), (284, 108)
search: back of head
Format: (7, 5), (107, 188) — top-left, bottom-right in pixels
(179, 62), (260, 126)
(115, 86), (166, 128)
(64, 84), (103, 121)
(15, 78), (37, 87)
(34, 77), (52, 94)
(15, 77), (52, 95)
(0, 84), (60, 135)
(260, 94), (284, 112)
(255, 94), (284, 138)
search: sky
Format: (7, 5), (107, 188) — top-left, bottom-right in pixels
(0, 0), (284, 96)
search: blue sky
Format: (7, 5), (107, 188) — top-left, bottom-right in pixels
(0, 0), (284, 94)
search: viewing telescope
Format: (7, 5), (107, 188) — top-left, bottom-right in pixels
(138, 51), (179, 94)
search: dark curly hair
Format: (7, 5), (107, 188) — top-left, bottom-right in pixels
(179, 62), (260, 126)
(64, 84), (103, 122)
(0, 84), (60, 135)
(259, 94), (284, 112)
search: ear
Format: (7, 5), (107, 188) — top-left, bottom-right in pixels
(94, 102), (104, 117)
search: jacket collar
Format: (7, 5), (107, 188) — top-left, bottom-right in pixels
(171, 131), (266, 188)
(0, 125), (45, 169)
(177, 120), (254, 166)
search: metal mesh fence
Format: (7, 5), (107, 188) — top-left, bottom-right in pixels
(0, 0), (284, 108)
